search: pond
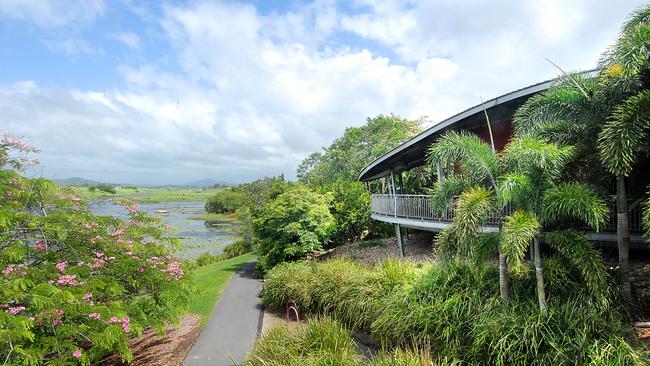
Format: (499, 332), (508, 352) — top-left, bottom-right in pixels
(90, 200), (238, 260)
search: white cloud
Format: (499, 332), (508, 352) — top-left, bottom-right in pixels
(108, 32), (141, 49)
(0, 0), (105, 27)
(0, 0), (646, 184)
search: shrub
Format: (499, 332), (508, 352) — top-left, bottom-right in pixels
(0, 135), (192, 365)
(253, 186), (335, 271)
(223, 240), (251, 257)
(261, 258), (648, 365)
(204, 189), (248, 214)
(243, 317), (359, 366)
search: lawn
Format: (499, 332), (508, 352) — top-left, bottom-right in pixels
(188, 252), (257, 326)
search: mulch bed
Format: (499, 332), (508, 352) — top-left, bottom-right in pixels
(103, 314), (202, 366)
(327, 231), (436, 265)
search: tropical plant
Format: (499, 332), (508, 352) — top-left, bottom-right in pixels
(204, 189), (248, 214)
(253, 186), (335, 271)
(0, 134), (192, 364)
(498, 137), (610, 311)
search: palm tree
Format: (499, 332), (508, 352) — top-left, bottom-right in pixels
(427, 131), (510, 301)
(427, 133), (610, 309)
(597, 5), (650, 296)
(499, 137), (610, 312)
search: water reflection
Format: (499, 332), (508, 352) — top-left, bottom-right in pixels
(90, 200), (238, 259)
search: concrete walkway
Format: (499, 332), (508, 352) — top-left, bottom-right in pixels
(183, 260), (263, 366)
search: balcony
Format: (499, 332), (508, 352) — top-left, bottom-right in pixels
(370, 194), (644, 240)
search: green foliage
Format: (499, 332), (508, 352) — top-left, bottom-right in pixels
(261, 259), (647, 365)
(0, 138), (192, 365)
(542, 183), (610, 230)
(253, 186), (335, 271)
(91, 184), (117, 194)
(298, 114), (421, 185)
(427, 175), (468, 214)
(318, 180), (389, 244)
(435, 187), (494, 259)
(598, 90), (650, 177)
(204, 189), (248, 214)
(500, 211), (540, 269)
(244, 318), (360, 366)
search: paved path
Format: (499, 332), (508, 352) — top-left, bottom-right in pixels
(183, 260), (263, 366)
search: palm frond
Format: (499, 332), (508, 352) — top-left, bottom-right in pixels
(513, 77), (595, 137)
(497, 173), (532, 208)
(600, 4), (650, 75)
(427, 131), (497, 187)
(542, 183), (609, 231)
(434, 186), (495, 259)
(545, 230), (610, 306)
(598, 90), (650, 177)
(427, 175), (468, 215)
(500, 210), (540, 269)
(501, 137), (575, 183)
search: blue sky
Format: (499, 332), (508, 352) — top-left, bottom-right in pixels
(0, 0), (646, 184)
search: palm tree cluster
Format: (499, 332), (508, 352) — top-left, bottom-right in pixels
(427, 4), (650, 310)
(428, 132), (609, 312)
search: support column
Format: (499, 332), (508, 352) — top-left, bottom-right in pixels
(390, 172), (397, 217)
(395, 224), (404, 257)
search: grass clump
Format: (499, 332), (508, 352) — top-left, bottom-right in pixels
(261, 258), (648, 365)
(244, 318), (359, 366)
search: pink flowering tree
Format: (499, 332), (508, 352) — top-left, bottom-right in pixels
(0, 134), (192, 364)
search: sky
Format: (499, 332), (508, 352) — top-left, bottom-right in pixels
(0, 0), (646, 185)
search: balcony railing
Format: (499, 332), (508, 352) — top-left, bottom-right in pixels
(370, 194), (643, 232)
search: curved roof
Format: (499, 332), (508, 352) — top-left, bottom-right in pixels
(358, 78), (556, 182)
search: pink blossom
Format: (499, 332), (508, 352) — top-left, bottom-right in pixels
(137, 267), (145, 273)
(108, 316), (131, 333)
(165, 262), (184, 280)
(111, 229), (124, 237)
(82, 222), (98, 229)
(55, 261), (67, 272)
(83, 292), (93, 301)
(6, 306), (25, 315)
(89, 236), (101, 244)
(88, 312), (101, 319)
(54, 309), (64, 316)
(2, 264), (15, 277)
(56, 274), (80, 286)
(1, 133), (39, 153)
(52, 317), (62, 325)
(9, 178), (19, 186)
(58, 194), (81, 202)
(88, 259), (105, 269)
(127, 203), (140, 215)
(94, 251), (104, 258)
(72, 349), (82, 359)
(35, 241), (47, 251)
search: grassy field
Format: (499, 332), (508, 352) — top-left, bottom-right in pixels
(188, 212), (239, 222)
(72, 186), (221, 203)
(188, 253), (257, 326)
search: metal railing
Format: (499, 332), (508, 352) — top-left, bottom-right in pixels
(371, 194), (643, 232)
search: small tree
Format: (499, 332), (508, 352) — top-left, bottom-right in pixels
(253, 186), (335, 271)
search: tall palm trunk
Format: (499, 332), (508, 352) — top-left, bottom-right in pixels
(533, 237), (547, 314)
(616, 176), (632, 297)
(499, 251), (509, 302)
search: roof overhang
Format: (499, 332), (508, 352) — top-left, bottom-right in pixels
(357, 78), (556, 182)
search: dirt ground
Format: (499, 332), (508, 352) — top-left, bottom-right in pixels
(103, 314), (202, 366)
(327, 231), (436, 264)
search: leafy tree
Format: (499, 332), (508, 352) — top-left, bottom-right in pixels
(253, 186), (335, 271)
(0, 134), (192, 364)
(298, 114), (421, 185)
(205, 189), (249, 214)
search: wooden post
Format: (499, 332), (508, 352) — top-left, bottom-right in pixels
(390, 172), (397, 217)
(395, 224), (404, 257)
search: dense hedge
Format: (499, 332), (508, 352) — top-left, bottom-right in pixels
(261, 259), (648, 365)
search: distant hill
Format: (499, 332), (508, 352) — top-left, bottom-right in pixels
(53, 177), (102, 187)
(181, 179), (232, 188)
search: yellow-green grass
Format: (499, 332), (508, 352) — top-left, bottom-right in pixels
(72, 186), (222, 203)
(188, 252), (257, 326)
(189, 213), (240, 222)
